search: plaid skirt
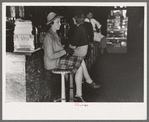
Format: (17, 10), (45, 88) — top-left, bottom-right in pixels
(56, 55), (84, 73)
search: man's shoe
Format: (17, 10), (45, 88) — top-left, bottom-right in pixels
(87, 82), (101, 89)
(74, 96), (86, 102)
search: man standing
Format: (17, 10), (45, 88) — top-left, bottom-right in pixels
(85, 11), (107, 54)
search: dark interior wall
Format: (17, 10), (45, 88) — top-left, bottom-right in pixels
(7, 6), (144, 49)
(21, 7), (143, 26)
(127, 7), (144, 49)
(24, 6), (52, 26)
(23, 6), (113, 34)
(7, 6), (144, 30)
(23, 6), (144, 34)
(127, 7), (144, 32)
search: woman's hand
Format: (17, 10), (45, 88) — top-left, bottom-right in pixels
(64, 46), (74, 56)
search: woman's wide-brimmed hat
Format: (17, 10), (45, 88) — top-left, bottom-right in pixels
(46, 12), (63, 25)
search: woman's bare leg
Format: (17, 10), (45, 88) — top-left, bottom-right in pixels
(75, 65), (83, 96)
(81, 60), (93, 84)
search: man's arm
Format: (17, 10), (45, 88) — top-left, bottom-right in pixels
(93, 18), (102, 29)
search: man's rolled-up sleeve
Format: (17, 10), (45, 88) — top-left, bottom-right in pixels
(94, 19), (102, 29)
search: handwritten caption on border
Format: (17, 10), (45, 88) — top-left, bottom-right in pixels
(75, 103), (88, 107)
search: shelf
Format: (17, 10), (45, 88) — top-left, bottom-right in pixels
(13, 47), (42, 56)
(107, 28), (127, 31)
(107, 17), (128, 21)
(107, 37), (127, 40)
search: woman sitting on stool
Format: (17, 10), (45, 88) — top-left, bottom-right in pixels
(68, 10), (100, 101)
(43, 12), (100, 102)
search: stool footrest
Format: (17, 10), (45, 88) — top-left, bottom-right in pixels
(52, 68), (74, 102)
(54, 98), (66, 102)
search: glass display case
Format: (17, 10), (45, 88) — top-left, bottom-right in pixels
(107, 9), (128, 53)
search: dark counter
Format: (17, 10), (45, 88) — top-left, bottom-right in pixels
(25, 48), (60, 102)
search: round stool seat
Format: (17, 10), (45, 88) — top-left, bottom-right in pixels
(52, 69), (72, 74)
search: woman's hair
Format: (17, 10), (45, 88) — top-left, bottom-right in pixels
(74, 10), (85, 25)
(85, 9), (93, 15)
(46, 21), (54, 31)
(84, 9), (94, 18)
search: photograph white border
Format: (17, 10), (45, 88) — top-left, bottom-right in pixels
(2, 2), (147, 120)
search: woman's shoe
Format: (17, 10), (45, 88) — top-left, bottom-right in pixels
(74, 96), (86, 102)
(53, 95), (61, 102)
(87, 82), (101, 89)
